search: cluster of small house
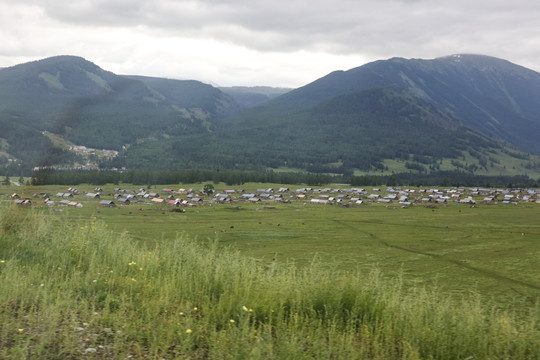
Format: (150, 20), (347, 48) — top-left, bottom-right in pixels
(302, 187), (540, 205)
(8, 186), (540, 208)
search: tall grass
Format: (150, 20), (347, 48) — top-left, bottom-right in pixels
(0, 204), (538, 359)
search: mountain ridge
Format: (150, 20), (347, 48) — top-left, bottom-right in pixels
(1, 54), (540, 178)
(0, 55), (245, 167)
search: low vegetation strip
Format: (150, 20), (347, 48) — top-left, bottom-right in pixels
(0, 204), (538, 359)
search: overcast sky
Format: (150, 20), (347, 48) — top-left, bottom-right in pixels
(1, 0), (540, 88)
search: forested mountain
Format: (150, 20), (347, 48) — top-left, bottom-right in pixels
(213, 87), (511, 174)
(0, 56), (239, 168)
(204, 54), (540, 175)
(272, 54), (540, 153)
(1, 54), (540, 179)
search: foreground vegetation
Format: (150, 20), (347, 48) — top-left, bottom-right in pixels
(1, 204), (538, 359)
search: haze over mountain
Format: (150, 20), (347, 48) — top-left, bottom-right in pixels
(218, 86), (292, 108)
(1, 54), (540, 179)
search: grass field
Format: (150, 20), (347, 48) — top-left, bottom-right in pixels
(358, 150), (540, 178)
(3, 182), (540, 309)
(1, 198), (539, 359)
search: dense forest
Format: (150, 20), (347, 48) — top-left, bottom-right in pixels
(27, 169), (540, 188)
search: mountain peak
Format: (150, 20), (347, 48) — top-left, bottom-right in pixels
(6, 55), (101, 72)
(434, 53), (524, 70)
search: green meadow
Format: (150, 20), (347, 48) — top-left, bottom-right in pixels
(1, 183), (539, 358)
(23, 183), (538, 305)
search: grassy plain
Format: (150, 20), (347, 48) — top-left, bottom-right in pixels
(1, 200), (539, 359)
(356, 150), (540, 178)
(3, 182), (540, 308)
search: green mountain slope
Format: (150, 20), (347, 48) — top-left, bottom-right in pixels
(212, 88), (514, 174)
(273, 54), (540, 154)
(126, 75), (240, 119)
(0, 56), (240, 167)
(1, 54), (540, 178)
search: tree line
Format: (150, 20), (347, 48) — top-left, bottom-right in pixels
(29, 168), (540, 188)
(30, 169), (335, 187)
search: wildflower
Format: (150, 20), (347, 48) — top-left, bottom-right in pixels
(128, 261), (136, 266)
(0, 260), (5, 264)
(179, 312), (184, 316)
(193, 307), (198, 311)
(242, 306), (249, 312)
(18, 329), (24, 334)
(186, 329), (192, 334)
(229, 319), (235, 323)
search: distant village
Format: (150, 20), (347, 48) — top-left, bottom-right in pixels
(32, 143), (120, 172)
(8, 185), (540, 208)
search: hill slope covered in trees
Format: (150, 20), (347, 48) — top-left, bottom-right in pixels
(1, 54), (540, 179)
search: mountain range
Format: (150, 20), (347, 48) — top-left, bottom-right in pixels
(1, 54), (540, 178)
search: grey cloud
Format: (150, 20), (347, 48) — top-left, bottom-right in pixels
(6, 0), (540, 56)
(2, 0), (540, 86)
(0, 1), (434, 45)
